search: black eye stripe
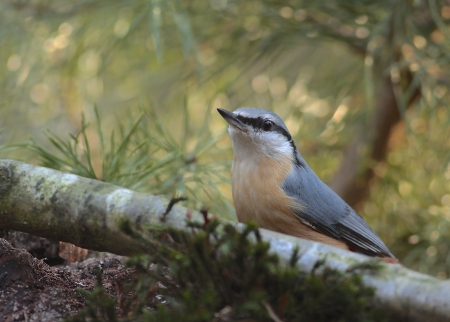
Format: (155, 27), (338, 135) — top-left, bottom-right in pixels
(272, 124), (292, 141)
(236, 115), (292, 141)
(236, 115), (261, 128)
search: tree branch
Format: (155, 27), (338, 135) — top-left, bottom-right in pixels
(0, 159), (449, 321)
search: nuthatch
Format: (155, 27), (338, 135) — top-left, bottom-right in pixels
(218, 107), (397, 262)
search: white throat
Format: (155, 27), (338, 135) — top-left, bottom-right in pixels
(229, 126), (293, 162)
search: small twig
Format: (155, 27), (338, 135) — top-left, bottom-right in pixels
(200, 207), (210, 228)
(254, 228), (262, 243)
(262, 300), (284, 322)
(161, 196), (187, 222)
(289, 246), (300, 268)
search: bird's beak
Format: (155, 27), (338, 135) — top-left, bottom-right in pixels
(217, 108), (248, 133)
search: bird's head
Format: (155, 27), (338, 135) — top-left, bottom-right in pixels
(217, 107), (296, 161)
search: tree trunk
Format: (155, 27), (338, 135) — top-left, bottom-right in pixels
(329, 76), (405, 207)
(330, 65), (420, 209)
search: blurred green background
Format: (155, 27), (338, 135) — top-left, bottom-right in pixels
(1, 0), (450, 277)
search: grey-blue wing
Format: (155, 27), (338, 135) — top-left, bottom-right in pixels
(282, 156), (393, 258)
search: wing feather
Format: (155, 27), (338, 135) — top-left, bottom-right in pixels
(282, 153), (394, 258)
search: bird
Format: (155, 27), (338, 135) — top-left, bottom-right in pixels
(217, 107), (398, 263)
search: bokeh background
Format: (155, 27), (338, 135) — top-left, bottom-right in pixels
(1, 0), (450, 277)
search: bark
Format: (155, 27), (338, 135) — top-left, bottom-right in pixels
(1, 159), (449, 321)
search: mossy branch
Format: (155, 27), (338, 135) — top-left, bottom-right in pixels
(0, 159), (450, 321)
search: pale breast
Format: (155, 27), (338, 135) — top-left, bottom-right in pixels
(231, 155), (349, 250)
(232, 155), (300, 230)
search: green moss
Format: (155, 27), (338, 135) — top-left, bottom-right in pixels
(67, 219), (389, 322)
(0, 165), (13, 196)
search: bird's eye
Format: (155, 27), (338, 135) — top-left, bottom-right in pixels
(262, 120), (273, 131)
